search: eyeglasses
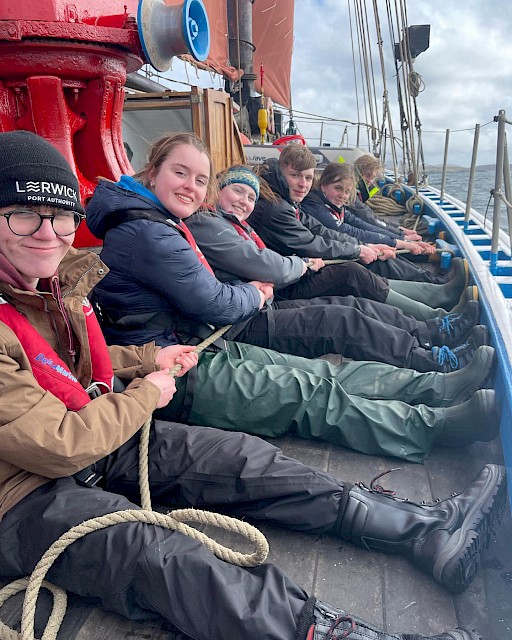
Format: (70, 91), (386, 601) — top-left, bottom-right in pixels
(0, 209), (86, 236)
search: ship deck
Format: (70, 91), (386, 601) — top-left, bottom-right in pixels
(0, 433), (510, 640)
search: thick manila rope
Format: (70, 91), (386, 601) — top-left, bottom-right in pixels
(366, 193), (406, 215)
(0, 324), (269, 640)
(308, 246), (454, 267)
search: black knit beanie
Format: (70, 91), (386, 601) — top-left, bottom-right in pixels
(0, 130), (85, 214)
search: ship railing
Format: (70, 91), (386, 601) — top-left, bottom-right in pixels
(489, 109), (512, 273)
(438, 109), (512, 274)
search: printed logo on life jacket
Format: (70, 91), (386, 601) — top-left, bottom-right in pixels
(15, 180), (78, 208)
(34, 353), (79, 383)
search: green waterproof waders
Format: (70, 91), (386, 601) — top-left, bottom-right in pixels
(169, 341), (488, 463)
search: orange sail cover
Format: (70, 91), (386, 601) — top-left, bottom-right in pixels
(253, 0), (294, 109)
(181, 0), (293, 109)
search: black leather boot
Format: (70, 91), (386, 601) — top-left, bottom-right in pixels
(306, 599), (482, 639)
(425, 300), (479, 347)
(337, 464), (506, 594)
(429, 342), (476, 372)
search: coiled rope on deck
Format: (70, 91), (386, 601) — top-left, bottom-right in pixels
(0, 324), (269, 640)
(365, 192), (406, 215)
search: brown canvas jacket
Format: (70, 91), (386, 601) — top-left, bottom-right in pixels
(0, 248), (162, 521)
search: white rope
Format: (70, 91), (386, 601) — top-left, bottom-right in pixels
(0, 325), (270, 640)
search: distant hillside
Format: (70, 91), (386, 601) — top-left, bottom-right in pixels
(426, 164), (506, 173)
(475, 164), (498, 172)
(387, 164), (468, 173)
(425, 165), (467, 173)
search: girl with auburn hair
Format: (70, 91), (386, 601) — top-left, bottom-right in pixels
(133, 131), (219, 203)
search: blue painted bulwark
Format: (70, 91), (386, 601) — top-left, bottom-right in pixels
(469, 238), (493, 246)
(498, 283), (512, 297)
(403, 184), (512, 510)
(495, 266), (512, 276)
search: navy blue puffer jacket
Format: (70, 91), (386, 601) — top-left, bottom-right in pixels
(86, 179), (261, 346)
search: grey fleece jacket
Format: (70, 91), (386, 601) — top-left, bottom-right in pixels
(187, 208), (305, 290)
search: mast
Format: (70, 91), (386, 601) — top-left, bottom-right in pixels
(226, 0), (257, 138)
(227, 0), (256, 106)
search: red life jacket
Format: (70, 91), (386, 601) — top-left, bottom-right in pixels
(0, 295), (113, 411)
(177, 220), (215, 275)
(229, 220), (267, 249)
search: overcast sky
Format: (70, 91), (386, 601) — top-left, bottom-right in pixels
(288, 0), (512, 168)
(164, 1), (512, 168)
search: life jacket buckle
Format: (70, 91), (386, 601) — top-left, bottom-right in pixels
(86, 381), (112, 399)
(73, 466), (103, 488)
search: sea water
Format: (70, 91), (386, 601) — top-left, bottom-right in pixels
(427, 168), (498, 220)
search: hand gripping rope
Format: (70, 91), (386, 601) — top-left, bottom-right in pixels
(0, 324), (269, 640)
(307, 245), (454, 268)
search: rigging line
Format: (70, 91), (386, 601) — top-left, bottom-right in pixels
(494, 189), (512, 211)
(351, 1), (365, 142)
(412, 98), (427, 179)
(422, 121), (495, 134)
(372, 0), (399, 177)
(290, 111), (374, 129)
(401, 0), (419, 174)
(348, 0), (362, 136)
(390, 0), (414, 180)
(397, 0), (421, 184)
(356, 0), (378, 149)
(394, 0), (415, 176)
(388, 0), (412, 173)
(385, 0), (408, 173)
(354, 0), (371, 148)
(362, 0), (382, 153)
(416, 127), (427, 180)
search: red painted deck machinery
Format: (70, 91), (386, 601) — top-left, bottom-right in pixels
(0, 0), (209, 246)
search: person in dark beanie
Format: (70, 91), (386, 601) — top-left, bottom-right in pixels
(0, 129), (84, 213)
(0, 130), (505, 640)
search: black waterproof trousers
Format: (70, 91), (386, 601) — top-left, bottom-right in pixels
(367, 255), (449, 283)
(0, 422), (344, 640)
(226, 295), (432, 369)
(276, 263), (389, 303)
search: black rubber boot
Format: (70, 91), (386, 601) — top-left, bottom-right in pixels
(306, 599), (482, 639)
(438, 389), (499, 445)
(468, 324), (490, 349)
(426, 300), (479, 347)
(337, 464), (506, 594)
(449, 285), (479, 314)
(442, 345), (495, 405)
